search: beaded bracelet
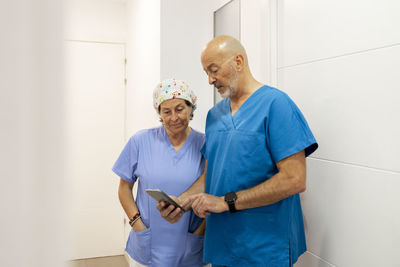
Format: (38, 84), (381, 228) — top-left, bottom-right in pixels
(129, 212), (141, 227)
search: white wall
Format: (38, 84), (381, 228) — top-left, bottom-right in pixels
(126, 0), (227, 134)
(64, 0), (127, 259)
(125, 0), (160, 136)
(124, 0), (161, 246)
(159, 0), (273, 131)
(64, 0), (127, 43)
(277, 0), (400, 266)
(160, 0), (215, 131)
(64, 42), (127, 259)
(0, 0), (65, 266)
(240, 0), (270, 85)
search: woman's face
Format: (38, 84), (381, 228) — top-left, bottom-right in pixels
(159, 99), (192, 136)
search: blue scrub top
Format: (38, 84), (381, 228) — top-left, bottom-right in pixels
(201, 86), (318, 267)
(112, 126), (206, 267)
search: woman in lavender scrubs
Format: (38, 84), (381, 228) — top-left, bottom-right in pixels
(112, 78), (206, 267)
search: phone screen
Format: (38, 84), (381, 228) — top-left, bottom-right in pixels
(145, 189), (186, 212)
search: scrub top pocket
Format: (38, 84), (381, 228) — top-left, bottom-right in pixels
(127, 228), (152, 265)
(180, 232), (204, 267)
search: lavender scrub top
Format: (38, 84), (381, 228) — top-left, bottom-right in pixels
(112, 126), (205, 267)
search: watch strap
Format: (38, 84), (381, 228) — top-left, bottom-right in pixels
(224, 192), (237, 213)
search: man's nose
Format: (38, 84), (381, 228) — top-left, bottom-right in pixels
(208, 75), (216, 85)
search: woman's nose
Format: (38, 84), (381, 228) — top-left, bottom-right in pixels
(171, 112), (178, 121)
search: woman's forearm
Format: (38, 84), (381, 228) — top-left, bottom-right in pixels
(118, 182), (138, 218)
(118, 178), (147, 231)
(180, 161), (207, 200)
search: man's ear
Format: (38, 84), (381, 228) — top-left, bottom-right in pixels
(234, 54), (245, 71)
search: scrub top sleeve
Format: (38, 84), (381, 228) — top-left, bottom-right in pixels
(267, 93), (318, 163)
(112, 136), (139, 184)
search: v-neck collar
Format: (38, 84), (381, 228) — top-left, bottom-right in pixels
(162, 126), (194, 162)
(227, 85), (266, 129)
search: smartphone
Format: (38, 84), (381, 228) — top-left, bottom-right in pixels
(145, 189), (186, 212)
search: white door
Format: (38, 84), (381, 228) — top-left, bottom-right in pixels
(213, 0), (241, 104)
(64, 41), (126, 259)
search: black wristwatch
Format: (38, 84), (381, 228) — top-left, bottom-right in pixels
(224, 192), (237, 213)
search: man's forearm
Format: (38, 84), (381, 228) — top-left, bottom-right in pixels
(235, 173), (299, 210)
(235, 151), (306, 211)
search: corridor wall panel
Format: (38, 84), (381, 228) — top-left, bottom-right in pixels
(278, 45), (400, 172)
(302, 159), (400, 267)
(278, 0), (400, 67)
(278, 0), (400, 266)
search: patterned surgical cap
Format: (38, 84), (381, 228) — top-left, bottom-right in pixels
(153, 78), (197, 111)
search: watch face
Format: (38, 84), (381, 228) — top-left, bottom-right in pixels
(225, 192), (237, 202)
(225, 192), (237, 213)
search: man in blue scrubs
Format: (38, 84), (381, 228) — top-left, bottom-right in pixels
(158, 35), (318, 267)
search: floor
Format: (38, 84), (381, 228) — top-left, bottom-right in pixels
(68, 255), (129, 267)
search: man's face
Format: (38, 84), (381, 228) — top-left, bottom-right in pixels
(201, 51), (238, 98)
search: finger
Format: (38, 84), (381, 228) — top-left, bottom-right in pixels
(196, 209), (204, 218)
(200, 196), (214, 213)
(161, 203), (175, 217)
(181, 195), (197, 207)
(169, 195), (181, 204)
(196, 197), (206, 213)
(198, 210), (207, 219)
(159, 202), (168, 216)
(191, 197), (200, 210)
(181, 197), (191, 208)
(191, 198), (202, 217)
(171, 212), (183, 223)
(200, 199), (212, 216)
(199, 207), (211, 218)
(165, 204), (176, 215)
(156, 201), (165, 211)
(166, 208), (183, 223)
(168, 207), (182, 219)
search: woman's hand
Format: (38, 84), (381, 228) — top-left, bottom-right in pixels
(132, 218), (147, 232)
(156, 196), (185, 223)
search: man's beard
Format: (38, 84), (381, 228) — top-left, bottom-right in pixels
(219, 86), (234, 98)
(218, 65), (238, 98)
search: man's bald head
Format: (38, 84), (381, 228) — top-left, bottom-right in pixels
(201, 35), (262, 100)
(201, 35), (248, 64)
